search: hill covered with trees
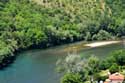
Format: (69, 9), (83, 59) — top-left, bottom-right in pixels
(0, 0), (125, 68)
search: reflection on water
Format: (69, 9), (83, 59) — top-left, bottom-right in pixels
(0, 41), (124, 83)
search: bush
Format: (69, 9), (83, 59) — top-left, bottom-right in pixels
(87, 56), (100, 74)
(61, 73), (83, 83)
(99, 60), (111, 70)
(85, 32), (91, 41)
(111, 50), (125, 66)
(94, 30), (112, 40)
(94, 73), (108, 81)
(109, 63), (119, 74)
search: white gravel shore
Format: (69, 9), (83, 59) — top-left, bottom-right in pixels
(85, 41), (121, 47)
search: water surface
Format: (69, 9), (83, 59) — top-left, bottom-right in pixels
(0, 41), (124, 83)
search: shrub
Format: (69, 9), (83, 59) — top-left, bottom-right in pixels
(61, 73), (83, 83)
(99, 60), (111, 70)
(95, 30), (112, 40)
(112, 50), (125, 66)
(109, 63), (119, 74)
(94, 73), (108, 81)
(87, 56), (100, 74)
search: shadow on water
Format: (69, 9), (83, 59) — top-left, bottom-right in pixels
(0, 55), (17, 70)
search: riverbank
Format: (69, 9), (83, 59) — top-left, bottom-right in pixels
(0, 40), (124, 83)
(63, 40), (122, 53)
(0, 40), (122, 70)
(85, 41), (121, 47)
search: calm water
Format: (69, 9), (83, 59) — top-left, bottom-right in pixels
(0, 41), (124, 83)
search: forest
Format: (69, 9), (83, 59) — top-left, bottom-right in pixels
(0, 0), (125, 67)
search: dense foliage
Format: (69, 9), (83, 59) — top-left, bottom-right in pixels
(0, 0), (125, 66)
(61, 73), (83, 83)
(57, 50), (125, 83)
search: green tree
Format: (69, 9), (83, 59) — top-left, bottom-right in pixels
(109, 63), (119, 74)
(110, 50), (125, 66)
(94, 30), (112, 40)
(61, 73), (83, 83)
(87, 56), (100, 75)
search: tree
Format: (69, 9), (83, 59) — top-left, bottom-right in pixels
(99, 60), (111, 70)
(56, 54), (85, 73)
(87, 56), (100, 75)
(94, 30), (112, 40)
(110, 50), (125, 66)
(109, 63), (119, 74)
(61, 73), (83, 83)
(85, 32), (91, 41)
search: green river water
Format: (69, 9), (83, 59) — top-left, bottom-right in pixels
(0, 41), (124, 83)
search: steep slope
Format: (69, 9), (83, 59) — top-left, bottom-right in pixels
(0, 0), (125, 68)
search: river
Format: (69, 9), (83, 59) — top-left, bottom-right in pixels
(0, 41), (124, 83)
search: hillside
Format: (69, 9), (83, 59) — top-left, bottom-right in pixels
(0, 0), (125, 68)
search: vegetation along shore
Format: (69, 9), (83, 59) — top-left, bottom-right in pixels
(56, 49), (125, 83)
(0, 0), (125, 69)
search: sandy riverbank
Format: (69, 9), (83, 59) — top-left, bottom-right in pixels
(85, 41), (121, 47)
